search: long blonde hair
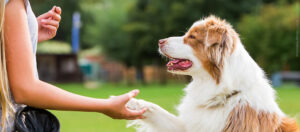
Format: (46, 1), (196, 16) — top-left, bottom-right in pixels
(0, 0), (15, 131)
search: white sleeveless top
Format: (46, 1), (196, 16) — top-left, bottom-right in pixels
(1, 0), (39, 131)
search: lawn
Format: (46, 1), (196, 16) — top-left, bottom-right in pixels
(51, 83), (300, 132)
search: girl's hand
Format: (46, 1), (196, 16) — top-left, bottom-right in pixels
(37, 6), (61, 42)
(103, 90), (147, 120)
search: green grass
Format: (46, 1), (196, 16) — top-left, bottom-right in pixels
(51, 83), (300, 132)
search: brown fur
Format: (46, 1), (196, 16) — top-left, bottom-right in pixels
(276, 117), (299, 132)
(223, 103), (299, 132)
(184, 16), (236, 84)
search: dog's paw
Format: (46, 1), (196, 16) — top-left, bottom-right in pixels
(126, 99), (159, 132)
(126, 98), (145, 111)
(126, 99), (157, 116)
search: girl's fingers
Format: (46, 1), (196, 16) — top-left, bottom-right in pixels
(45, 11), (61, 21)
(38, 12), (60, 21)
(126, 115), (145, 120)
(39, 6), (56, 19)
(55, 6), (62, 15)
(121, 90), (140, 104)
(38, 11), (53, 19)
(126, 107), (147, 117)
(51, 13), (61, 22)
(38, 6), (61, 21)
(41, 19), (59, 28)
(129, 89), (139, 98)
(52, 6), (62, 15)
(41, 24), (57, 31)
(126, 110), (146, 120)
(51, 6), (56, 12)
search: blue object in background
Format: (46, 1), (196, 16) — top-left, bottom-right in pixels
(72, 12), (81, 53)
(271, 72), (282, 88)
(79, 59), (102, 81)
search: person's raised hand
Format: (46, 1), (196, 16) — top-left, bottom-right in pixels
(102, 90), (147, 120)
(37, 6), (61, 42)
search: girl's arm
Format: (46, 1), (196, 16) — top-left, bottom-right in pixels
(4, 0), (145, 119)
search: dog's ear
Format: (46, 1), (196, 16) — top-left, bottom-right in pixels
(205, 25), (227, 47)
(204, 19), (231, 84)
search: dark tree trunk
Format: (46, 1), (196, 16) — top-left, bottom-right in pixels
(136, 66), (145, 85)
(124, 66), (134, 86)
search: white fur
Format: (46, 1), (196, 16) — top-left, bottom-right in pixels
(126, 20), (285, 132)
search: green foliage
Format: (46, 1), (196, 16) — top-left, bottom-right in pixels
(37, 41), (71, 54)
(238, 3), (300, 74)
(80, 0), (135, 65)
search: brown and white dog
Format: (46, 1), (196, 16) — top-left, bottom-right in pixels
(126, 15), (299, 132)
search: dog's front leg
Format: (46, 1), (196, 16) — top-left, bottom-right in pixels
(126, 99), (185, 132)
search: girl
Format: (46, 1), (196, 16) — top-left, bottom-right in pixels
(0, 0), (146, 131)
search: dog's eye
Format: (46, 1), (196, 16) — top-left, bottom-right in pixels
(188, 35), (196, 39)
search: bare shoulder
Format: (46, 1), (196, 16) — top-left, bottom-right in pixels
(5, 0), (26, 12)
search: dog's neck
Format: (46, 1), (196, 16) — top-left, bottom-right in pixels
(190, 41), (268, 89)
(185, 42), (273, 108)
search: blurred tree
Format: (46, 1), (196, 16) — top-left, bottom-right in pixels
(80, 0), (139, 84)
(80, 0), (134, 50)
(238, 3), (300, 74)
(118, 0), (265, 82)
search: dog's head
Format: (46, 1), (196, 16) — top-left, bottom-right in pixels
(159, 15), (238, 84)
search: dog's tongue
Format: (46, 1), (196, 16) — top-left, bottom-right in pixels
(167, 59), (192, 70)
(178, 61), (193, 68)
(167, 59), (180, 65)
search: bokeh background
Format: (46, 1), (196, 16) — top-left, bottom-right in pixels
(30, 0), (300, 131)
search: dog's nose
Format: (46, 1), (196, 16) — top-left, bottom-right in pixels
(158, 39), (167, 46)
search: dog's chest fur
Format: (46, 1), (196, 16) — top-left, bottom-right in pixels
(176, 81), (240, 132)
(175, 72), (286, 132)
